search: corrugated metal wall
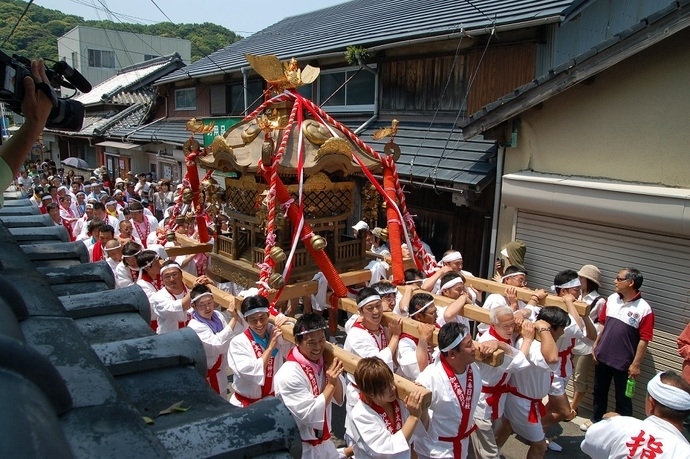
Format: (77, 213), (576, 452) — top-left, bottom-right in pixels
(515, 211), (689, 418)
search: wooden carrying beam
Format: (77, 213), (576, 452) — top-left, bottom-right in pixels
(330, 294), (503, 367)
(180, 271), (432, 407)
(280, 320), (432, 409)
(164, 244), (213, 257)
(463, 276), (589, 316)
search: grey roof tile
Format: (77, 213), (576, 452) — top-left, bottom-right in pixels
(357, 122), (497, 189)
(158, 0), (575, 84)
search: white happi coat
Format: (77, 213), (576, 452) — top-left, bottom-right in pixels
(503, 337), (558, 423)
(474, 331), (529, 421)
(227, 325), (292, 407)
(114, 262), (137, 289)
(554, 314), (585, 379)
(581, 415), (690, 458)
(274, 356), (345, 459)
(344, 324), (394, 412)
(350, 398), (433, 459)
(150, 287), (189, 334)
(396, 335), (435, 381)
(414, 361), (482, 459)
(187, 311), (245, 395)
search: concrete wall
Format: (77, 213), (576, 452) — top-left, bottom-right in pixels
(495, 25), (690, 250)
(58, 26), (191, 88)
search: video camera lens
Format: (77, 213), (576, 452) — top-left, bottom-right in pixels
(46, 99), (84, 131)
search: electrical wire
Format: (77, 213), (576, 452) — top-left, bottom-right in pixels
(2, 0), (34, 47)
(427, 20), (495, 193)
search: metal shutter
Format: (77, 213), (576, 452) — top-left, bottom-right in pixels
(515, 211), (690, 418)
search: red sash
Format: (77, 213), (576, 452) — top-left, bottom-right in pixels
(488, 325), (511, 344)
(141, 272), (161, 330)
(61, 220), (75, 242)
(235, 328), (275, 407)
(481, 373), (516, 420)
(361, 395), (403, 434)
(509, 388), (546, 423)
(286, 349), (330, 445)
(439, 355), (476, 458)
(352, 321), (387, 350)
(92, 241), (105, 262)
(133, 218), (150, 248)
(206, 355), (223, 394)
(557, 338), (576, 377)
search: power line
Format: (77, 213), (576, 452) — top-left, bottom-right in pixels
(2, 0), (34, 47)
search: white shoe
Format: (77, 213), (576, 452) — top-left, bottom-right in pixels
(580, 420), (593, 432)
(546, 439), (563, 452)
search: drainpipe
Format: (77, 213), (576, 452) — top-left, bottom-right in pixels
(241, 67), (249, 115)
(488, 145), (506, 274)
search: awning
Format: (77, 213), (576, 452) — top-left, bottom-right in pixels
(356, 121), (497, 192)
(95, 141), (140, 150)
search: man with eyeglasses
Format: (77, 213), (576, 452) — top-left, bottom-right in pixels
(581, 267), (655, 432)
(150, 260), (212, 334)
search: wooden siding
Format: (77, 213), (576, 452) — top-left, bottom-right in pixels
(380, 43), (536, 116)
(380, 55), (466, 113)
(466, 43), (536, 115)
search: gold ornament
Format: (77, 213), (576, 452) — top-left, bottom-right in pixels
(182, 188), (194, 205)
(186, 118), (215, 135)
(262, 139), (275, 165)
(383, 140), (401, 162)
(315, 137), (353, 160)
(268, 273), (285, 289)
(241, 122), (262, 144)
(269, 246), (286, 263)
(245, 54), (320, 91)
(310, 235), (327, 251)
(302, 120), (331, 146)
(372, 119), (399, 140)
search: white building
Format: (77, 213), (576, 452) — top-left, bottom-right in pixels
(57, 26), (191, 88)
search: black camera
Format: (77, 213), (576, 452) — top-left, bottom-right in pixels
(0, 50), (90, 131)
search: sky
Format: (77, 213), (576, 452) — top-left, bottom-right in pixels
(35, 0), (349, 36)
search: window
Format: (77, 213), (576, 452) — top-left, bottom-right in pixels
(144, 54), (158, 61)
(87, 49), (116, 68)
(317, 66), (376, 113)
(228, 79), (264, 116)
(175, 88), (197, 110)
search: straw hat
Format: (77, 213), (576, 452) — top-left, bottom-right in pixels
(578, 264), (601, 287)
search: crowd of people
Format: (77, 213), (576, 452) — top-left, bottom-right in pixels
(4, 61), (689, 459)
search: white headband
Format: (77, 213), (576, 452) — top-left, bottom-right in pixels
(375, 286), (398, 296)
(440, 329), (468, 353)
(501, 271), (526, 282)
(441, 252), (463, 264)
(647, 373), (690, 410)
(405, 279), (424, 284)
(143, 255), (160, 269)
(357, 295), (381, 309)
(192, 292), (214, 303)
(104, 243), (122, 251)
(122, 250), (141, 259)
(440, 276), (464, 291)
(160, 263), (182, 276)
(551, 278), (582, 292)
(409, 299), (434, 317)
(244, 307), (269, 318)
(295, 325), (327, 336)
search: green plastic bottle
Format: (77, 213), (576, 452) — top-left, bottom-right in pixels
(625, 377), (636, 398)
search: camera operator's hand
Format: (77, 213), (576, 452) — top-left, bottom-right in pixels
(21, 59), (54, 127)
(0, 59), (55, 201)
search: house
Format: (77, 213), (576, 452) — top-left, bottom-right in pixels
(57, 26), (191, 87)
(460, 0), (690, 416)
(113, 0), (596, 274)
(43, 54), (185, 179)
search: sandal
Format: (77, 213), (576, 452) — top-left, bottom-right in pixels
(565, 408), (577, 421)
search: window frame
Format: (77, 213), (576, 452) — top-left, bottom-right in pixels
(316, 64), (377, 113)
(174, 87), (197, 111)
(87, 49), (116, 69)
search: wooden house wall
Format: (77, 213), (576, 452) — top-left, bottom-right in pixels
(465, 43), (536, 115)
(379, 43), (536, 116)
(158, 84), (212, 119)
